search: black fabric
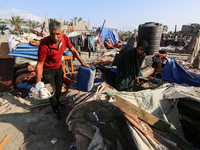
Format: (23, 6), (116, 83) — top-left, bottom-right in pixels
(132, 52), (145, 79)
(43, 65), (63, 110)
(68, 100), (138, 150)
(69, 35), (84, 47)
(137, 40), (148, 52)
(114, 48), (146, 91)
(84, 37), (93, 58)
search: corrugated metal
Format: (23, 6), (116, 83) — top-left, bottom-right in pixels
(0, 58), (15, 92)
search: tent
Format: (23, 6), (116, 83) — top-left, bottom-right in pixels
(99, 27), (118, 45)
(65, 82), (198, 150)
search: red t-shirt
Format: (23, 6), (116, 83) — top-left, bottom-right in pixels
(38, 34), (73, 69)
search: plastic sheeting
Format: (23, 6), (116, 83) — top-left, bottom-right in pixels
(100, 28), (118, 45)
(66, 82), (194, 150)
(162, 58), (200, 86)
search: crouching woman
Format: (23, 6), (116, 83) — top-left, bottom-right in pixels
(114, 40), (148, 91)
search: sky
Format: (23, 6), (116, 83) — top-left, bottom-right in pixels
(1, 0), (200, 33)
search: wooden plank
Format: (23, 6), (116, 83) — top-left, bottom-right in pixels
(111, 95), (171, 132)
(0, 134), (10, 150)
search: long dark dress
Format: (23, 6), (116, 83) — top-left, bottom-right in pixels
(114, 48), (146, 91)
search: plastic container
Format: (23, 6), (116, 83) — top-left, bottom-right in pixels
(17, 82), (33, 90)
(76, 65), (96, 92)
(140, 65), (154, 77)
(137, 22), (162, 55)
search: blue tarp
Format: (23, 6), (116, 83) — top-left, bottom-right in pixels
(162, 58), (200, 86)
(100, 28), (118, 45)
(9, 42), (72, 60)
(9, 53), (38, 60)
(8, 43), (38, 60)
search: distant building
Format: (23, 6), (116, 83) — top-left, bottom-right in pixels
(181, 23), (200, 35)
(43, 17), (91, 35)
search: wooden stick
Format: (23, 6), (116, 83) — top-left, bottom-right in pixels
(111, 95), (171, 132)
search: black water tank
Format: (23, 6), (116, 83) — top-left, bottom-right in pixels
(137, 22), (162, 55)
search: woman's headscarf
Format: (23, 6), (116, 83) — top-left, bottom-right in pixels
(137, 40), (148, 52)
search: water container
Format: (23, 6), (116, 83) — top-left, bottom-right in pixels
(140, 65), (154, 77)
(137, 22), (162, 55)
(76, 65), (96, 92)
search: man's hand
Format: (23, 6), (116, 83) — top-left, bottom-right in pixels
(36, 61), (44, 83)
(82, 62), (90, 68)
(70, 47), (90, 68)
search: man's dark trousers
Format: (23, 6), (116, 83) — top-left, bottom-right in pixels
(43, 65), (63, 111)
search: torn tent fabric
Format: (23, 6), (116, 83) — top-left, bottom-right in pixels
(66, 82), (196, 150)
(162, 58), (200, 86)
(99, 28), (118, 45)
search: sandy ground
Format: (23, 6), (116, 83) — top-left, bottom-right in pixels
(0, 44), (200, 149)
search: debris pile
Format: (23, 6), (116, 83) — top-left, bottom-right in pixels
(0, 27), (200, 150)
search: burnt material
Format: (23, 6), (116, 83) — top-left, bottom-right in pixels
(0, 58), (15, 92)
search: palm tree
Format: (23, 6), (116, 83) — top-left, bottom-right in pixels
(0, 19), (9, 35)
(134, 28), (138, 34)
(77, 17), (82, 22)
(70, 17), (82, 25)
(163, 25), (168, 33)
(5, 16), (26, 31)
(0, 24), (9, 35)
(8, 29), (18, 35)
(63, 20), (69, 25)
(19, 28), (31, 34)
(25, 19), (42, 29)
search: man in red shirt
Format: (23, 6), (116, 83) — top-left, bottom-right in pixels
(36, 21), (89, 120)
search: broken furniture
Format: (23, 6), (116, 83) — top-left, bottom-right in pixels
(62, 50), (74, 79)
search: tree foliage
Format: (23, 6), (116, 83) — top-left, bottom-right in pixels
(163, 25), (168, 33)
(25, 19), (42, 29)
(63, 20), (69, 25)
(134, 28), (138, 34)
(5, 16), (26, 31)
(118, 30), (133, 39)
(0, 24), (9, 35)
(8, 29), (19, 35)
(70, 17), (82, 25)
(0, 18), (9, 35)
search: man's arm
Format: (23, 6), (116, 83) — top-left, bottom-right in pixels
(69, 46), (90, 68)
(35, 61), (44, 82)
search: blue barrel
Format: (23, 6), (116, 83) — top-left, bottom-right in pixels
(76, 65), (96, 92)
(137, 22), (162, 55)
